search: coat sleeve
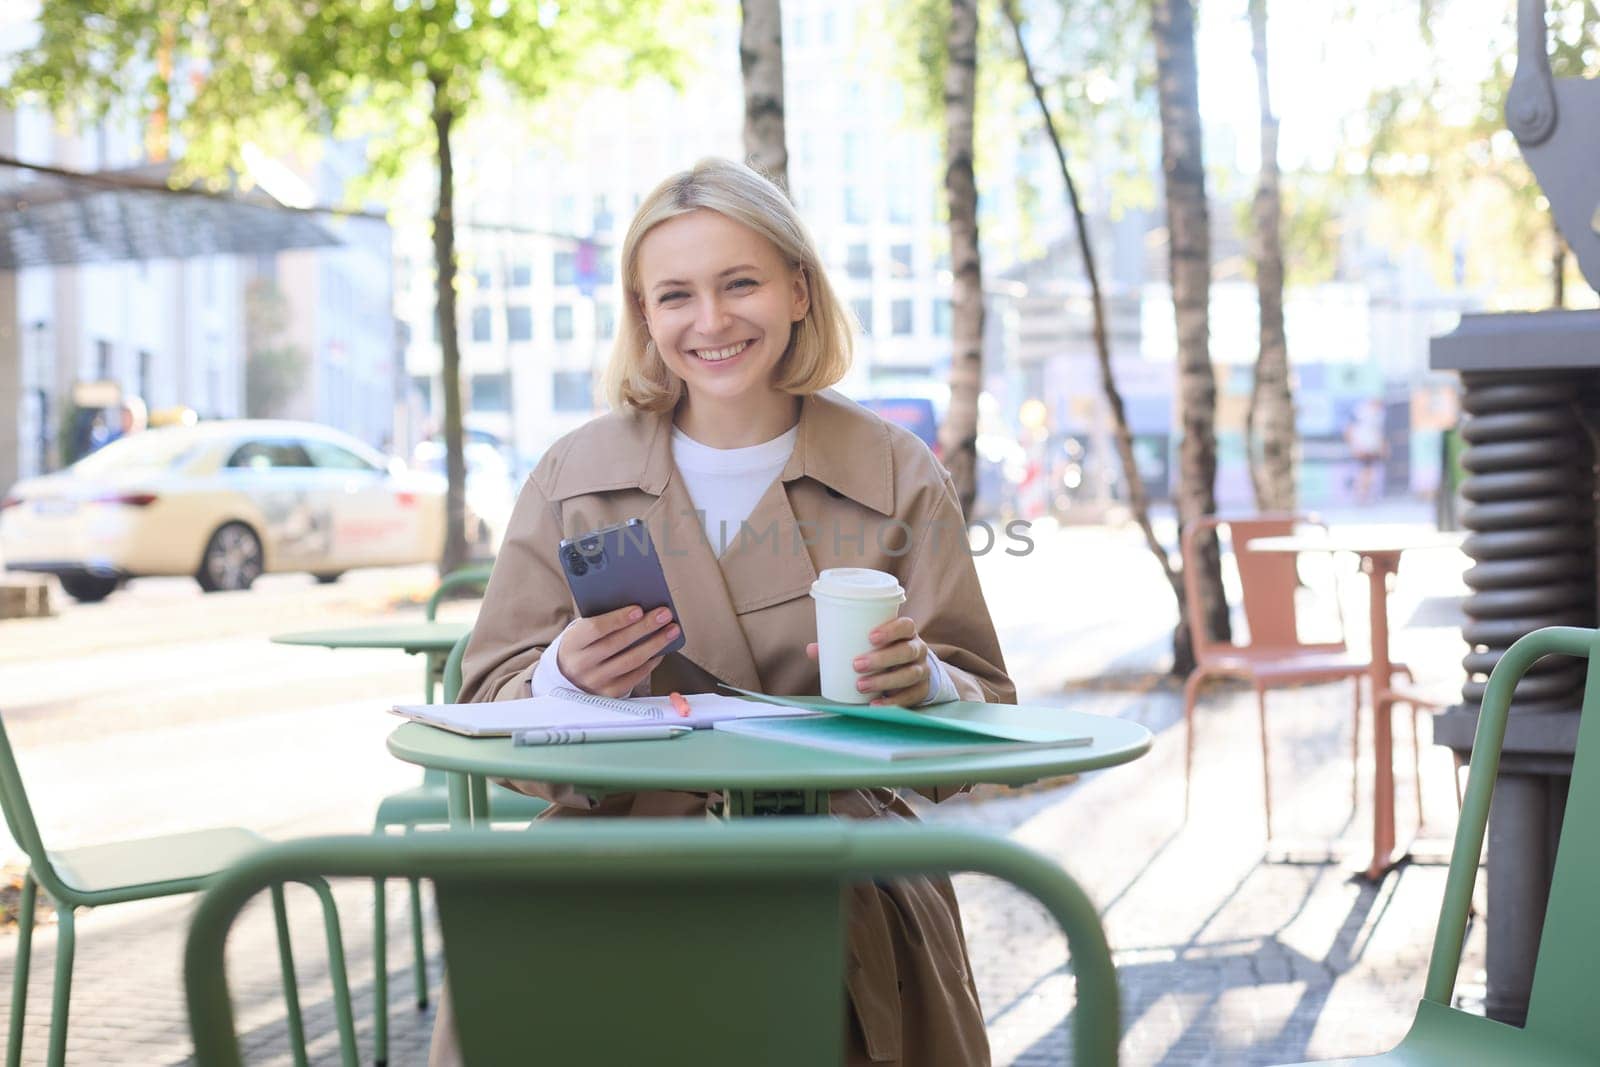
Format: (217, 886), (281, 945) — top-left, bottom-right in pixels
(900, 469), (1016, 705)
(458, 474), (573, 704)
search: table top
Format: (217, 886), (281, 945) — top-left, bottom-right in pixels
(386, 709), (1153, 793)
(1248, 530), (1465, 558)
(271, 621), (471, 655)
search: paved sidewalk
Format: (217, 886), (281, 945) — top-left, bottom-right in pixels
(0, 510), (1485, 1064)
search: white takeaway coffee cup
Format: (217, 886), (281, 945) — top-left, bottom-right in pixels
(811, 568), (907, 704)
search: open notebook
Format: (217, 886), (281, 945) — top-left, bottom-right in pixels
(718, 685), (1092, 745)
(714, 715), (1091, 761)
(392, 687), (818, 738)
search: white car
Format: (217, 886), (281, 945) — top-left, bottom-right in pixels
(0, 420), (446, 602)
(410, 439), (516, 556)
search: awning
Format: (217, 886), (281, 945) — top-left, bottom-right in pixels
(0, 158), (339, 269)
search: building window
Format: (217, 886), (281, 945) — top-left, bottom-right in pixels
(891, 299), (913, 336)
(845, 187), (869, 225)
(933, 299), (952, 337)
(890, 244), (913, 278)
(472, 265), (494, 290)
(851, 298), (873, 337)
(470, 372), (511, 413)
(96, 339), (113, 380)
(471, 307), (493, 343)
(552, 369), (592, 412)
(594, 196), (614, 233)
(596, 302), (616, 339)
(506, 305), (532, 342)
(410, 374), (432, 411)
(553, 305), (575, 340)
(138, 350), (152, 399)
(596, 249), (615, 284)
(509, 261), (532, 287)
(554, 251), (575, 286)
(847, 244), (871, 280)
(888, 186), (914, 225)
(843, 132), (864, 174)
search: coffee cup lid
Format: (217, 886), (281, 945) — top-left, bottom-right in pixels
(811, 567), (905, 601)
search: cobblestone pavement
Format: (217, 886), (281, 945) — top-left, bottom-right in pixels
(0, 508), (1485, 1064)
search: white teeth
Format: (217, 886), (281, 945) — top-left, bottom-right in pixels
(693, 340), (750, 362)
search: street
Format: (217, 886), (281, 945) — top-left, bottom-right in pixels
(0, 508), (1482, 1064)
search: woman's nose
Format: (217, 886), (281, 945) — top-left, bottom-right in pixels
(694, 294), (730, 334)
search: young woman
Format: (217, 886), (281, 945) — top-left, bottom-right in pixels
(436, 157), (1015, 1066)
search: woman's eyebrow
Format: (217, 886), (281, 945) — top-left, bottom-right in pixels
(650, 264), (762, 290)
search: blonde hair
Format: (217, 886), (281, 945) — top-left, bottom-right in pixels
(603, 157), (853, 413)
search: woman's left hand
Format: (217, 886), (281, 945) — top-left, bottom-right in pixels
(805, 615), (931, 707)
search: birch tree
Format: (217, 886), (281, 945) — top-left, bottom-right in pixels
(1153, 0), (1229, 658)
(740, 0), (789, 188)
(1245, 0), (1297, 512)
(940, 0), (985, 515)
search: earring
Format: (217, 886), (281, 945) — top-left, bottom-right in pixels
(644, 338), (659, 361)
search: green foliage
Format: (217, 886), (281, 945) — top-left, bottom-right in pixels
(5, 0), (698, 206)
(1357, 0), (1600, 301)
(1233, 169), (1351, 287)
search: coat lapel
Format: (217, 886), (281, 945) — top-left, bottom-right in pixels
(643, 471), (765, 693)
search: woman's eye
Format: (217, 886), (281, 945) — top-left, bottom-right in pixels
(728, 278), (757, 291)
(657, 291), (688, 304)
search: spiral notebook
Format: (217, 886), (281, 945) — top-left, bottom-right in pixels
(392, 687), (818, 737)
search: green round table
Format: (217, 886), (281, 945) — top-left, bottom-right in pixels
(386, 708), (1153, 822)
(272, 622), (471, 702)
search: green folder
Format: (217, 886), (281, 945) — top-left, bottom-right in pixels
(714, 715), (1091, 761)
(718, 685), (1089, 744)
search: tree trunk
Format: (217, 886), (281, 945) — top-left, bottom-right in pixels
(1553, 228), (1567, 308)
(1245, 0), (1297, 513)
(432, 80), (469, 576)
(940, 0), (983, 517)
(740, 0), (789, 189)
(1153, 0), (1228, 668)
(999, 0), (1182, 613)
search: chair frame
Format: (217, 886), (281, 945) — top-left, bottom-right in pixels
(189, 823), (1122, 1066)
(371, 568), (547, 1067)
(1273, 625), (1600, 1064)
(0, 713), (355, 1067)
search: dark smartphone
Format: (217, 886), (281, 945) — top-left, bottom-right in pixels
(558, 518), (686, 655)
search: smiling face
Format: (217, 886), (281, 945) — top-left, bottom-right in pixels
(634, 209), (810, 434)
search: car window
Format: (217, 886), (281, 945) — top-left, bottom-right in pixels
(72, 431), (202, 475)
(226, 440), (314, 470)
(303, 439), (380, 472)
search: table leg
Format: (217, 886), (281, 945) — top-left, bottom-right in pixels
(468, 774), (490, 824)
(1363, 552), (1401, 880)
(447, 772), (474, 828)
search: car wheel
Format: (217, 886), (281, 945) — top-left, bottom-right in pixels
(197, 522), (264, 593)
(313, 572), (343, 585)
(58, 573), (119, 603)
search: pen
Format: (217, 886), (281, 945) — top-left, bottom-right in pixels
(513, 725), (692, 746)
(669, 691), (692, 717)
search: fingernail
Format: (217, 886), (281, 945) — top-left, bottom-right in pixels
(857, 679), (871, 691)
(853, 657), (867, 670)
(655, 608), (672, 623)
(628, 608), (644, 621)
(664, 624), (680, 638)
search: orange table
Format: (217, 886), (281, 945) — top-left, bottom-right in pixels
(1248, 529), (1463, 880)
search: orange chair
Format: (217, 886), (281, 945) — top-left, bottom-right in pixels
(1181, 515), (1374, 839)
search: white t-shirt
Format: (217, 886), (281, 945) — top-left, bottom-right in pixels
(533, 424), (956, 704)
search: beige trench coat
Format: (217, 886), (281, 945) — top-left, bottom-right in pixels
(433, 389), (1016, 1066)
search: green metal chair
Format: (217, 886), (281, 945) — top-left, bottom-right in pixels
(0, 711), (355, 1067)
(188, 822), (1121, 1066)
(371, 572), (547, 1066)
(1272, 625), (1600, 1067)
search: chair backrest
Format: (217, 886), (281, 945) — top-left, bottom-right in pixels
(186, 822), (1121, 1066)
(1421, 626), (1600, 1054)
(425, 564), (494, 622)
(0, 712), (72, 900)
(1181, 514), (1336, 657)
(443, 629), (471, 703)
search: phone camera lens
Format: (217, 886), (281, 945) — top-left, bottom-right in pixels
(564, 548), (589, 577)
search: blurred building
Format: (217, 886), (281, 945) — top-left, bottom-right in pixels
(394, 1), (963, 470)
(0, 13), (397, 497)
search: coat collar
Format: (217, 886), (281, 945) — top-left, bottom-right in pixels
(544, 388), (896, 516)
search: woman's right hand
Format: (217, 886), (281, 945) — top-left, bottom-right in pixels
(554, 605), (680, 698)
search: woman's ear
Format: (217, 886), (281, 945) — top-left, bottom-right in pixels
(790, 265), (811, 322)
